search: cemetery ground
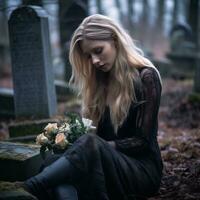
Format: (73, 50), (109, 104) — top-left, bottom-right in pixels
(150, 78), (200, 200)
(0, 77), (200, 199)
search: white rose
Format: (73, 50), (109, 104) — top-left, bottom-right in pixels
(82, 118), (96, 131)
(59, 123), (70, 133)
(55, 133), (69, 149)
(75, 119), (81, 127)
(36, 133), (49, 145)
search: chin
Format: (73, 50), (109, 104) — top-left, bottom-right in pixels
(101, 68), (110, 73)
(102, 66), (112, 72)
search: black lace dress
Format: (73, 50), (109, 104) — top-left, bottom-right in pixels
(44, 67), (163, 200)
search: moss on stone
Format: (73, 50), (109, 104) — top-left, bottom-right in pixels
(0, 181), (37, 200)
(0, 142), (40, 161)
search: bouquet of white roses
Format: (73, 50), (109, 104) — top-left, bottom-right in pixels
(36, 113), (96, 158)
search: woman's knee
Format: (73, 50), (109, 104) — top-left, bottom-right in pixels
(79, 133), (100, 146)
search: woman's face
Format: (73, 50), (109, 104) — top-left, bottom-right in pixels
(80, 39), (117, 72)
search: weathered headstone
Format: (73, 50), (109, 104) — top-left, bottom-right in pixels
(8, 118), (59, 138)
(0, 88), (14, 118)
(0, 184), (37, 200)
(59, 0), (88, 81)
(8, 6), (57, 119)
(0, 142), (44, 181)
(167, 22), (197, 78)
(169, 22), (195, 53)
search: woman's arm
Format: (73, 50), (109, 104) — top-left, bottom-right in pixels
(113, 67), (162, 155)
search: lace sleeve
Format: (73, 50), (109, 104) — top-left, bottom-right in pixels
(115, 68), (162, 155)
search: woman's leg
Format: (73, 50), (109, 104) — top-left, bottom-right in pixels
(24, 156), (77, 198)
(24, 133), (133, 199)
(54, 184), (78, 200)
(24, 134), (108, 199)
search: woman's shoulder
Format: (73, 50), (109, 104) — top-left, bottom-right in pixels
(138, 66), (161, 83)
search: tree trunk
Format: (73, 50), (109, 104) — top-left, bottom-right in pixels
(96, 0), (103, 14)
(140, 0), (149, 46)
(172, 0), (178, 26)
(127, 0), (134, 34)
(0, 0), (9, 74)
(188, 0), (199, 44)
(115, 0), (123, 23)
(193, 0), (200, 92)
(157, 0), (164, 34)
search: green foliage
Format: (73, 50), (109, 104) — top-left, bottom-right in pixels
(65, 112), (86, 143)
(37, 112), (90, 159)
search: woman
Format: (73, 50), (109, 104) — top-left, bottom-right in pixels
(23, 14), (163, 200)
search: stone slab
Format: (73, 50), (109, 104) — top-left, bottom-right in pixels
(0, 181), (37, 200)
(6, 135), (37, 144)
(9, 119), (59, 138)
(0, 142), (44, 181)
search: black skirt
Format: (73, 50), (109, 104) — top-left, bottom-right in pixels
(47, 133), (161, 200)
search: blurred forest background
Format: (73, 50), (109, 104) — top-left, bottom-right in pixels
(0, 0), (199, 83)
(0, 0), (200, 199)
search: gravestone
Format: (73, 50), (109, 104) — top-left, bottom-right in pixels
(0, 142), (44, 181)
(0, 185), (37, 200)
(59, 0), (88, 81)
(8, 6), (57, 119)
(167, 22), (197, 79)
(169, 22), (195, 54)
(0, 88), (14, 118)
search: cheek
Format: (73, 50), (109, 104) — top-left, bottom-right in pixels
(110, 49), (117, 62)
(107, 50), (115, 61)
(101, 53), (107, 62)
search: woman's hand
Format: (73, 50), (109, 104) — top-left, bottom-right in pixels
(107, 141), (116, 149)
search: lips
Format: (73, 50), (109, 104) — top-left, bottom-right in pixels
(99, 64), (106, 68)
(95, 63), (105, 69)
(99, 64), (108, 71)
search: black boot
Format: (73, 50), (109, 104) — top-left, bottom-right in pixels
(24, 156), (76, 198)
(54, 183), (78, 200)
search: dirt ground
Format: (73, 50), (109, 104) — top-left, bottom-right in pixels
(0, 78), (200, 199)
(150, 78), (200, 200)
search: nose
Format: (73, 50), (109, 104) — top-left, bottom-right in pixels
(91, 54), (100, 66)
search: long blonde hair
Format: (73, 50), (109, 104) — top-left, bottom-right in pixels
(69, 14), (160, 132)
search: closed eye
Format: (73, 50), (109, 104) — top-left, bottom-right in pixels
(84, 47), (103, 59)
(94, 47), (103, 54)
